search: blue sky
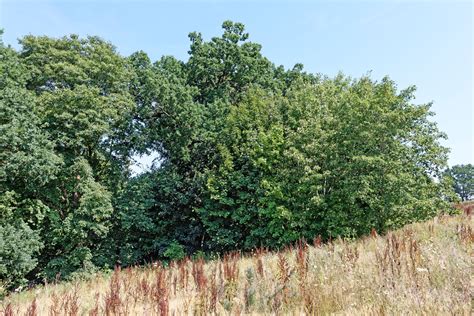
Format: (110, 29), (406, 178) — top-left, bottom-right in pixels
(1, 0), (472, 168)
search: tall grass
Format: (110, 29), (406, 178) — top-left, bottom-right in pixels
(1, 214), (471, 315)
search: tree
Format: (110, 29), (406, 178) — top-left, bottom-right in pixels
(121, 21), (453, 256)
(445, 164), (474, 201)
(1, 34), (135, 281)
(0, 22), (456, 289)
(197, 76), (452, 249)
(186, 20), (276, 104)
(0, 38), (59, 289)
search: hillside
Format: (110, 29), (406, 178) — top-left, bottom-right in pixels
(1, 214), (472, 315)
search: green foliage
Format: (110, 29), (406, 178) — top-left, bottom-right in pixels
(0, 222), (42, 290)
(0, 85), (61, 195)
(0, 22), (457, 291)
(106, 174), (159, 266)
(196, 77), (451, 250)
(1, 33), (133, 286)
(0, 191), (43, 290)
(444, 164), (474, 201)
(0, 191), (43, 296)
(163, 241), (186, 261)
(187, 21), (276, 104)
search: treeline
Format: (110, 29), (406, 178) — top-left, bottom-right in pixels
(0, 21), (456, 291)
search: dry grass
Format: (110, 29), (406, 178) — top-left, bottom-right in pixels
(1, 214), (472, 315)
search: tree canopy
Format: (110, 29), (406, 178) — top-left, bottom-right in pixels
(0, 22), (456, 291)
(445, 164), (474, 201)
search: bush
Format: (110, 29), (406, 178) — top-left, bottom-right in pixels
(163, 241), (186, 261)
(0, 222), (42, 290)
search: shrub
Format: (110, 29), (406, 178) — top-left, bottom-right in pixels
(163, 241), (186, 261)
(0, 222), (42, 290)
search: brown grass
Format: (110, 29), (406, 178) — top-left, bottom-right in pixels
(1, 214), (472, 315)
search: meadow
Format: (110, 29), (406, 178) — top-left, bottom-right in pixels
(2, 211), (472, 315)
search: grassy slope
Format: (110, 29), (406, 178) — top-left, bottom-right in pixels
(1, 214), (472, 315)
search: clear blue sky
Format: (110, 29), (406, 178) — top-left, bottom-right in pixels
(1, 0), (472, 167)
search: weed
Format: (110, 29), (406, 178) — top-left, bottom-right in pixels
(4, 215), (471, 315)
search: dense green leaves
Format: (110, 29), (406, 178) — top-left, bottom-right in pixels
(0, 22), (456, 290)
(445, 164), (474, 201)
(195, 77), (452, 250)
(187, 21), (275, 104)
(1, 33), (133, 287)
(0, 222), (42, 291)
